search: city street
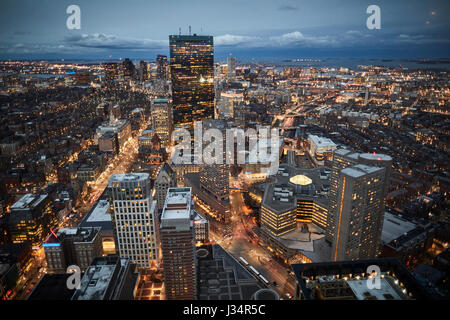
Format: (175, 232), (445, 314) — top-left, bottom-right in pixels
(209, 190), (296, 299)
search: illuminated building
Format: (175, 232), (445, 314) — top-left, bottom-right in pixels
(307, 134), (337, 165)
(43, 227), (102, 273)
(326, 149), (392, 244)
(139, 60), (149, 81)
(160, 187), (196, 300)
(292, 258), (433, 300)
(98, 131), (118, 154)
(331, 164), (386, 261)
(169, 34), (214, 126)
(103, 62), (119, 82)
(75, 70), (91, 85)
(156, 54), (168, 80)
(261, 184), (297, 237)
(121, 58), (135, 80)
(109, 173), (159, 268)
(78, 199), (116, 255)
(151, 98), (172, 148)
(8, 194), (57, 247)
(199, 120), (229, 204)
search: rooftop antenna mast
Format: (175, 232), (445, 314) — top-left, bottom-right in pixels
(179, 27), (181, 35)
(189, 25), (191, 35)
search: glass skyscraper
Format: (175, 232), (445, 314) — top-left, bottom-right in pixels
(169, 34), (214, 126)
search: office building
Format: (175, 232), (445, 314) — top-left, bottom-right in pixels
(331, 164), (386, 261)
(109, 173), (159, 268)
(151, 98), (173, 148)
(326, 149), (392, 244)
(8, 194), (57, 247)
(121, 58), (135, 80)
(78, 199), (116, 255)
(156, 54), (168, 80)
(169, 34), (214, 126)
(160, 187), (196, 300)
(227, 56), (236, 82)
(104, 62), (119, 82)
(43, 227), (102, 274)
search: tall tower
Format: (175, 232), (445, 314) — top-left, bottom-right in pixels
(151, 98), (173, 148)
(327, 150), (392, 261)
(109, 173), (159, 268)
(331, 164), (386, 261)
(160, 187), (196, 300)
(227, 55), (236, 82)
(169, 34), (214, 127)
(156, 54), (168, 80)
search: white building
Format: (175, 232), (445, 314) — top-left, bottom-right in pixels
(307, 134), (337, 165)
(109, 173), (159, 268)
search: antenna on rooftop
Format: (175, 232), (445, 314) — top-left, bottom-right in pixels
(179, 27), (181, 35)
(189, 25), (191, 35)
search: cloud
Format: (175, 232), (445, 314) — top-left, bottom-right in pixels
(278, 5), (298, 11)
(396, 34), (450, 45)
(64, 33), (168, 50)
(269, 31), (337, 47)
(215, 34), (260, 46)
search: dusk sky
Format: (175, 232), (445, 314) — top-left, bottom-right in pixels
(1, 0), (449, 61)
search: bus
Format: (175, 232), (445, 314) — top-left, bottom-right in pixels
(249, 266), (260, 276)
(239, 257), (249, 266)
(259, 275), (270, 285)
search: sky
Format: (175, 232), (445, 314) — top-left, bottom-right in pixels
(0, 0), (449, 61)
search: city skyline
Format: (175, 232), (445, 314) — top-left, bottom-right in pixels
(0, 0), (449, 60)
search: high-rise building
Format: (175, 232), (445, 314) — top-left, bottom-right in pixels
(169, 34), (214, 126)
(331, 164), (386, 261)
(199, 119), (229, 203)
(121, 58), (135, 80)
(160, 187), (196, 300)
(7, 194), (57, 247)
(154, 163), (177, 212)
(109, 173), (159, 268)
(151, 98), (173, 148)
(326, 150), (392, 245)
(139, 60), (149, 81)
(156, 54), (168, 80)
(103, 62), (119, 82)
(227, 56), (236, 82)
(43, 227), (102, 273)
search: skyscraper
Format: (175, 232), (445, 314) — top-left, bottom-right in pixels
(109, 173), (159, 268)
(331, 164), (386, 261)
(151, 98), (172, 148)
(327, 150), (392, 244)
(160, 187), (196, 300)
(103, 62), (119, 82)
(227, 56), (236, 82)
(169, 34), (214, 126)
(156, 54), (168, 80)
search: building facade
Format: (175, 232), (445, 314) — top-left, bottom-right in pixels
(109, 173), (159, 268)
(169, 34), (214, 126)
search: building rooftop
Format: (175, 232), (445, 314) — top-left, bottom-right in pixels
(382, 211), (417, 244)
(11, 193), (47, 211)
(109, 172), (149, 183)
